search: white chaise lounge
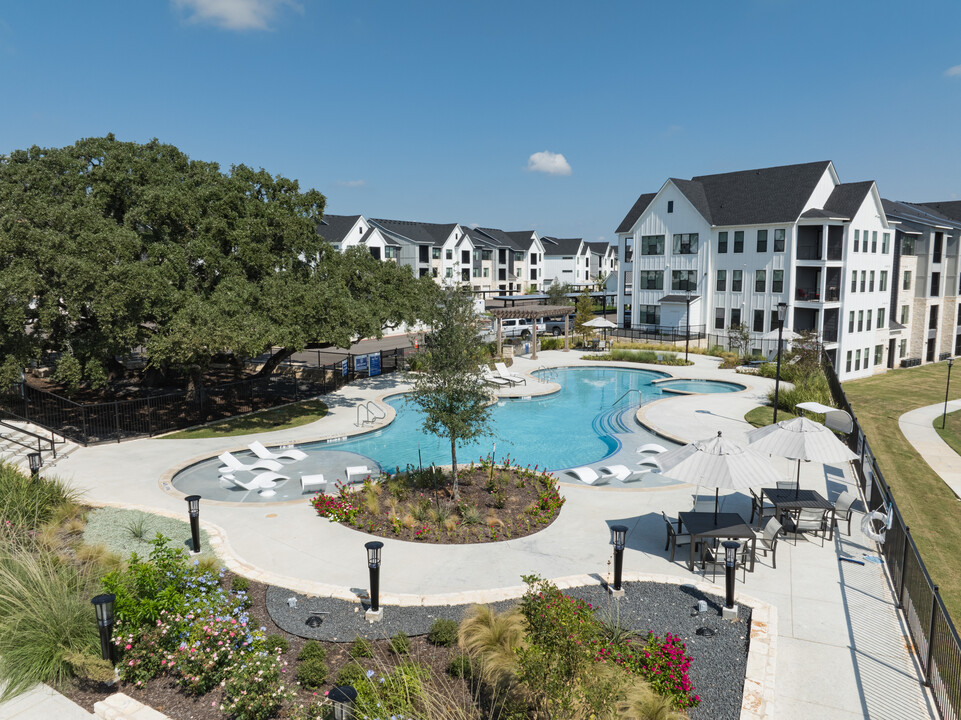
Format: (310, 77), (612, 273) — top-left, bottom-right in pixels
(218, 452), (283, 475)
(598, 464), (649, 483)
(494, 362), (527, 386)
(249, 441), (307, 462)
(637, 443), (668, 455)
(563, 466), (610, 486)
(222, 471), (288, 492)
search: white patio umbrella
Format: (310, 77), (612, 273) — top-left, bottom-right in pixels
(582, 316), (617, 345)
(746, 416), (858, 498)
(760, 328), (801, 342)
(654, 431), (779, 523)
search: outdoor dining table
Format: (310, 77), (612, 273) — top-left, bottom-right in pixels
(760, 487), (836, 540)
(677, 511), (757, 573)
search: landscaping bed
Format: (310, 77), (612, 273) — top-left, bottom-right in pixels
(310, 459), (565, 544)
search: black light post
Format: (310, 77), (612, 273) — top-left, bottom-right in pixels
(329, 685), (358, 719)
(27, 452), (42, 481)
(611, 524), (627, 593)
(91, 593), (116, 663)
(722, 541), (740, 611)
(185, 495), (201, 554)
(365, 541), (384, 616)
(773, 302), (787, 423)
(943, 358), (955, 430)
(685, 290), (692, 362)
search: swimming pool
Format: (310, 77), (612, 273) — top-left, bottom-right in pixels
(171, 367), (742, 501)
(657, 379), (747, 394)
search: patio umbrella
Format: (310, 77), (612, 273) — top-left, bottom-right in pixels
(583, 316), (617, 345)
(746, 416), (858, 498)
(654, 431), (779, 523)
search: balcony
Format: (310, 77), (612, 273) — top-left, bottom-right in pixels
(796, 226), (823, 260)
(796, 287), (820, 302)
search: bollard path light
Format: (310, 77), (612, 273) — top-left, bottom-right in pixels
(365, 541), (384, 613)
(185, 495), (201, 554)
(329, 685), (358, 720)
(91, 593), (117, 662)
(773, 301), (788, 423)
(722, 540), (740, 610)
(27, 452), (42, 481)
(610, 524), (628, 592)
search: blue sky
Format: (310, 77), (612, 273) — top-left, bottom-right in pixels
(2, 1), (960, 243)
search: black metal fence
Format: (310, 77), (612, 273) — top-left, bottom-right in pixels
(0, 347), (413, 445)
(825, 359), (961, 720)
(610, 324), (707, 344)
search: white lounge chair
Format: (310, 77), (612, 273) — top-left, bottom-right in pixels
(301, 474), (326, 492)
(346, 465), (372, 485)
(249, 441), (307, 463)
(222, 471), (288, 491)
(598, 464), (632, 481)
(637, 443), (668, 455)
(218, 452), (283, 475)
(563, 467), (610, 486)
(483, 373), (511, 387)
(621, 468), (650, 483)
(494, 362), (526, 386)
(638, 457), (661, 468)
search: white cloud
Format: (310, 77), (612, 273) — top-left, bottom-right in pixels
(945, 64), (961, 77)
(172, 0), (299, 30)
(336, 179), (366, 188)
(527, 150), (572, 176)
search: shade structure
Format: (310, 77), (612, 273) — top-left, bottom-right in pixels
(582, 317), (617, 330)
(746, 416), (858, 497)
(654, 431), (779, 522)
(761, 328), (801, 342)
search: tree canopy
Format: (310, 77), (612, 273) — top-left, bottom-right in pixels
(0, 135), (436, 393)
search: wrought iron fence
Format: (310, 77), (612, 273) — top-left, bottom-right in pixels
(610, 324), (706, 344)
(824, 359), (961, 720)
(0, 347), (413, 445)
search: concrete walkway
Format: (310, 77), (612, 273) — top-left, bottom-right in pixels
(3, 350), (938, 720)
(899, 399), (961, 499)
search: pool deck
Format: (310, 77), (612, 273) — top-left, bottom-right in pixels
(22, 350), (937, 720)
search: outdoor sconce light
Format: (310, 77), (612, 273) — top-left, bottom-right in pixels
(722, 540), (740, 617)
(27, 452), (42, 480)
(773, 301), (788, 423)
(365, 541), (384, 621)
(610, 524), (628, 594)
(91, 593), (116, 662)
(328, 685), (358, 720)
(185, 495), (201, 554)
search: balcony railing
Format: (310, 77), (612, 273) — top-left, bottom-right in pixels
(825, 286), (840, 302)
(795, 287), (820, 301)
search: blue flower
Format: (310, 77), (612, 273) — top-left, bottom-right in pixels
(366, 669), (375, 678)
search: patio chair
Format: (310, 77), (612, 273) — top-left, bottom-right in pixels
(217, 452), (283, 475)
(832, 490), (857, 536)
(788, 508), (830, 546)
(700, 541), (749, 583)
(661, 511), (692, 563)
(301, 474), (326, 492)
(692, 498), (715, 513)
(249, 441), (307, 463)
(482, 373), (511, 388)
(563, 466), (610, 485)
(637, 457), (661, 468)
(598, 464), (648, 484)
(494, 362), (527, 386)
(222, 471), (289, 492)
(755, 517), (785, 569)
(776, 480), (797, 490)
(636, 443), (668, 455)
(749, 489), (776, 529)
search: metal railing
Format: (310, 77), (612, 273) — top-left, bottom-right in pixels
(0, 416), (62, 458)
(824, 358), (961, 720)
(611, 324), (707, 344)
(355, 400), (386, 427)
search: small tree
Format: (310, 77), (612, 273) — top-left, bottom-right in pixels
(545, 281), (573, 307)
(408, 288), (492, 498)
(574, 289), (596, 338)
(728, 322), (751, 360)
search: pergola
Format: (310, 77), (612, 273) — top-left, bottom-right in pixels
(487, 304), (574, 360)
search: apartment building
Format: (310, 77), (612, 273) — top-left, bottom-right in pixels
(542, 237), (593, 288)
(615, 161), (895, 381)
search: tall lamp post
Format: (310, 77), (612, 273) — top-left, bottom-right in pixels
(942, 358), (955, 429)
(684, 290), (693, 363)
(773, 302), (787, 423)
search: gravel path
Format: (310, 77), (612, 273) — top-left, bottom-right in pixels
(266, 580), (750, 720)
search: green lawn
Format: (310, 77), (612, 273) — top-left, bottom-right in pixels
(934, 409), (961, 457)
(162, 399), (328, 439)
(844, 362), (961, 619)
(744, 405), (799, 428)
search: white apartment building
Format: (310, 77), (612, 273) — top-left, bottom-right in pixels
(542, 237), (593, 288)
(615, 161), (895, 381)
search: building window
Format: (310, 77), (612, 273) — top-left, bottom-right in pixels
(902, 236), (916, 255)
(481, 249), (492, 261)
(900, 339), (906, 358)
(385, 246), (397, 259)
(864, 347), (870, 368)
(473, 249), (480, 261)
(641, 235), (664, 255)
(882, 233), (890, 254)
(770, 309), (779, 329)
(445, 267), (453, 278)
(483, 267), (489, 277)
(866, 309), (872, 331)
(872, 231), (878, 253)
(473, 267), (480, 278)
(673, 233), (699, 254)
(715, 307), (725, 329)
(755, 270), (766, 292)
(432, 248), (441, 259)
(846, 351), (852, 372)
(869, 271), (875, 292)
(732, 270), (743, 292)
(753, 309), (764, 332)
(848, 311), (855, 333)
(757, 229), (768, 253)
(855, 349), (861, 371)
(903, 270), (912, 290)
(860, 271), (866, 293)
(671, 270), (697, 292)
(934, 232), (944, 263)
(854, 230), (860, 253)
(717, 269), (726, 291)
(931, 272), (941, 297)
(774, 229), (785, 252)
(851, 271), (857, 293)
(667, 200), (674, 213)
(639, 270), (663, 290)
(445, 249), (453, 260)
(772, 269), (784, 293)
(462, 250), (471, 263)
(875, 345), (883, 365)
(858, 310), (864, 332)
(730, 308), (741, 326)
(734, 231), (744, 253)
(718, 232), (728, 253)
(639, 305), (660, 325)
(901, 305), (909, 324)
(878, 307), (885, 328)
(880, 271), (888, 292)
(930, 305), (939, 330)
(514, 251), (524, 261)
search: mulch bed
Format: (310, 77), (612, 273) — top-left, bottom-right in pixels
(316, 464), (565, 544)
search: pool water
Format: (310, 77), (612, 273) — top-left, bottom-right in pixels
(658, 379), (747, 394)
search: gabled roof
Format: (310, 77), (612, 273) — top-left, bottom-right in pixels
(821, 181), (874, 221)
(799, 208), (848, 220)
(504, 230), (539, 249)
(615, 192), (656, 234)
(883, 199), (961, 230)
(316, 214), (362, 244)
(585, 241), (614, 256)
(914, 201), (961, 225)
(462, 226), (499, 249)
(671, 179), (713, 223)
(478, 227), (525, 250)
(541, 237), (584, 255)
(370, 218), (459, 246)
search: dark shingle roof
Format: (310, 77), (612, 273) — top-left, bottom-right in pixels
(883, 199), (961, 230)
(615, 192), (656, 234)
(585, 241), (612, 254)
(799, 208), (848, 220)
(462, 226), (499, 249)
(672, 179), (714, 223)
(660, 294), (700, 303)
(914, 201), (961, 225)
(504, 231), (538, 249)
(541, 237), (584, 255)
(370, 219), (458, 246)
(822, 182), (874, 221)
(479, 227), (525, 250)
(316, 214), (361, 244)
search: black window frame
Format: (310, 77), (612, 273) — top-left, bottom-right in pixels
(756, 229), (768, 253)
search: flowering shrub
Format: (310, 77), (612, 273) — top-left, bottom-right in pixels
(221, 652), (293, 720)
(611, 632), (699, 708)
(309, 484), (358, 524)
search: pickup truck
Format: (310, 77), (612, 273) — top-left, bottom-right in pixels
(540, 314), (577, 336)
(481, 317), (547, 341)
